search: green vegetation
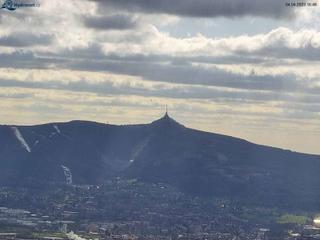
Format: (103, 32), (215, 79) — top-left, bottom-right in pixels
(32, 232), (67, 239)
(277, 214), (308, 225)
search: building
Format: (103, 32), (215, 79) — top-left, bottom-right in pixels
(0, 233), (16, 240)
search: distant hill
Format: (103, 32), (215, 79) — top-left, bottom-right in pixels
(1, 113), (320, 209)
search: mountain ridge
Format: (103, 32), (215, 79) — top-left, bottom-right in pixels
(1, 116), (317, 156)
(1, 114), (320, 209)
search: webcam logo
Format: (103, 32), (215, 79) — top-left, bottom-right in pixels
(1, 0), (16, 10)
(1, 0), (40, 11)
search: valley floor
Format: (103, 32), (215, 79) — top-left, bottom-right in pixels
(1, 180), (320, 240)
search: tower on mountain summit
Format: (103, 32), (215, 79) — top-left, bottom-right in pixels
(152, 104), (184, 130)
(164, 105), (169, 118)
(150, 104), (184, 128)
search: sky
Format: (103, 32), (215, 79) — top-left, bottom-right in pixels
(0, 0), (319, 154)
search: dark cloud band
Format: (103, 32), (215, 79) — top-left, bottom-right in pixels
(0, 32), (53, 47)
(89, 0), (297, 19)
(84, 14), (139, 30)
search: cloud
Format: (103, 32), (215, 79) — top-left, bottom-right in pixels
(35, 44), (309, 93)
(0, 51), (57, 69)
(0, 32), (53, 47)
(0, 45), (317, 95)
(0, 27), (319, 106)
(1, 73), (320, 105)
(0, 92), (33, 99)
(71, 26), (320, 62)
(89, 0), (299, 19)
(64, 58), (301, 92)
(84, 14), (139, 30)
(234, 28), (320, 61)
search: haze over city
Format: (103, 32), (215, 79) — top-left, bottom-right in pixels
(0, 0), (319, 154)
